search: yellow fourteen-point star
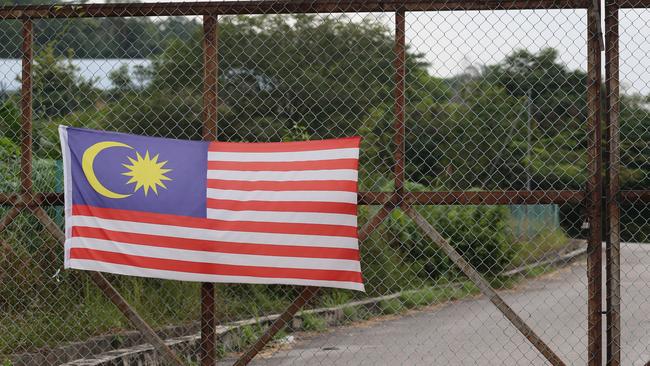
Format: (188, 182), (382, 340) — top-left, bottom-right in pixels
(122, 151), (172, 196)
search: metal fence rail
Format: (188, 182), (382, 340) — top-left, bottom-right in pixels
(0, 1), (648, 365)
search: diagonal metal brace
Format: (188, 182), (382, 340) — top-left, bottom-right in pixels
(0, 207), (21, 255)
(233, 205), (395, 366)
(403, 206), (566, 366)
(29, 206), (186, 366)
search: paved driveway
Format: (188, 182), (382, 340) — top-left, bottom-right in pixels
(223, 243), (650, 365)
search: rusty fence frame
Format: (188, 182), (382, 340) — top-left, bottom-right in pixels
(0, 0), (648, 365)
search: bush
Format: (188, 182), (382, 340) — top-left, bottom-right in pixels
(385, 183), (514, 281)
(0, 101), (20, 145)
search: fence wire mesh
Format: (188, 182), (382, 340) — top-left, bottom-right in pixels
(0, 1), (646, 365)
(614, 7), (650, 366)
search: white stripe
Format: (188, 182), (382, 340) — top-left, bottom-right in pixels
(70, 215), (359, 249)
(206, 169), (358, 181)
(208, 148), (359, 162)
(206, 209), (357, 227)
(68, 237), (361, 272)
(67, 258), (365, 291)
(206, 189), (357, 204)
(59, 125), (73, 268)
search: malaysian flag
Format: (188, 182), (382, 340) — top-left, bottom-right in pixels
(59, 126), (363, 291)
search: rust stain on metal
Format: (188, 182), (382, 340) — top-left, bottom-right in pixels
(619, 190), (650, 202)
(587, 2), (604, 365)
(1, 190), (596, 207)
(0, 0), (591, 19)
(0, 207), (20, 233)
(0, 207), (20, 255)
(200, 14), (219, 366)
(618, 0), (650, 7)
(200, 282), (216, 366)
(358, 190), (587, 205)
(605, 1), (621, 365)
(202, 14), (219, 142)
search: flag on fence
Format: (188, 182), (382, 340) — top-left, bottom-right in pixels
(59, 126), (364, 291)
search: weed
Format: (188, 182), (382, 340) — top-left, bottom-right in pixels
(342, 306), (360, 323)
(301, 313), (327, 332)
(378, 298), (404, 315)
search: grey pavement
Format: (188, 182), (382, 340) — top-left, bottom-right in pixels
(222, 243), (650, 365)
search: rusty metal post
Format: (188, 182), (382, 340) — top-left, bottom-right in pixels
(0, 0), (595, 20)
(201, 14), (219, 366)
(587, 1), (604, 365)
(393, 9), (406, 199)
(0, 207), (20, 254)
(234, 205), (394, 366)
(203, 14), (218, 141)
(4, 18), (35, 265)
(604, 0), (621, 365)
(0, 207), (19, 233)
(1, 190), (589, 208)
(200, 282), (216, 366)
(20, 19), (33, 195)
(404, 207), (566, 366)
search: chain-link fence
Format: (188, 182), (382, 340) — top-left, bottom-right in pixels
(0, 1), (647, 365)
(608, 2), (650, 365)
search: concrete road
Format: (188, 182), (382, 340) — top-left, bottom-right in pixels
(228, 243), (650, 365)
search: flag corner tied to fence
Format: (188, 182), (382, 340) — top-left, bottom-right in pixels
(58, 125), (364, 291)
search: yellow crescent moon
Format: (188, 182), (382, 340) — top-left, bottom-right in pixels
(82, 141), (133, 199)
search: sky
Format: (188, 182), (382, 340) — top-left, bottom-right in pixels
(362, 8), (649, 95)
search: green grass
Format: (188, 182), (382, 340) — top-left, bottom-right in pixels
(234, 325), (264, 350)
(400, 289), (437, 308)
(524, 264), (557, 277)
(0, 279), (293, 356)
(398, 281), (479, 310)
(301, 313), (327, 332)
(509, 227), (572, 268)
(319, 290), (353, 308)
(378, 298), (404, 315)
(341, 305), (372, 323)
(341, 306), (360, 322)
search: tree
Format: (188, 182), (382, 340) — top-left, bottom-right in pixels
(483, 48), (586, 135)
(30, 43), (96, 118)
(108, 64), (134, 99)
(135, 16), (428, 140)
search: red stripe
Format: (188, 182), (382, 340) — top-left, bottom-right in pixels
(207, 159), (359, 171)
(72, 226), (361, 260)
(206, 179), (358, 192)
(70, 248), (363, 283)
(206, 199), (357, 215)
(209, 136), (361, 153)
(72, 205), (358, 238)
